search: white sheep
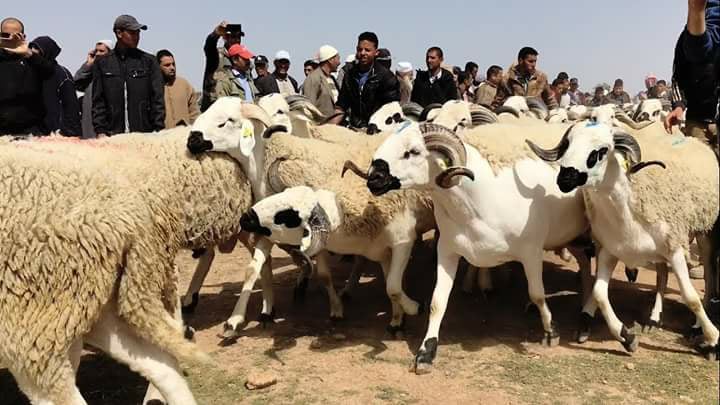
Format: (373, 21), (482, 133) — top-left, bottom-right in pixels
(527, 121), (719, 359)
(0, 136), (210, 404)
(359, 121), (592, 373)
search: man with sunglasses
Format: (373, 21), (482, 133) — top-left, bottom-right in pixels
(0, 17), (54, 135)
(91, 15), (165, 137)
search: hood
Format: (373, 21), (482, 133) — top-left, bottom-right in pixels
(30, 36), (61, 61)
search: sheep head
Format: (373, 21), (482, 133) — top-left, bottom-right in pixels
(367, 101), (406, 135)
(240, 186), (342, 257)
(526, 122), (665, 193)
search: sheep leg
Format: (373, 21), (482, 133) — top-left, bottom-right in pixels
(224, 238), (273, 336)
(85, 309), (197, 405)
(413, 250), (460, 374)
(461, 264), (476, 293)
(668, 249), (719, 358)
(592, 248), (638, 352)
(521, 252), (559, 347)
(258, 256), (276, 326)
(316, 251), (344, 321)
(181, 247), (216, 314)
(386, 242), (419, 316)
(380, 258), (405, 336)
(12, 361), (86, 405)
(697, 233), (719, 317)
(339, 256), (365, 300)
(644, 263), (668, 332)
(567, 246), (595, 343)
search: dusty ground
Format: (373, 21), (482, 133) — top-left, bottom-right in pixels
(1, 241), (718, 404)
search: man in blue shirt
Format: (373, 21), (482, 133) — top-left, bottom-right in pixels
(214, 43), (257, 102)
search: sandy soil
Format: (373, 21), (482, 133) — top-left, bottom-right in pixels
(1, 241), (718, 404)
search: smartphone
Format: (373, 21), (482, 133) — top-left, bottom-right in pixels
(0, 32), (21, 49)
(225, 24), (244, 37)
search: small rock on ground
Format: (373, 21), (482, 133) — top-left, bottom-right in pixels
(245, 372), (278, 390)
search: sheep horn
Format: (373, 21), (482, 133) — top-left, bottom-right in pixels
(494, 105), (520, 118)
(469, 104), (498, 126)
(302, 204), (330, 257)
(342, 160), (369, 179)
(262, 124), (288, 138)
(525, 124), (574, 162)
(267, 157), (289, 193)
(401, 102), (424, 121)
(419, 123), (467, 167)
(612, 131), (642, 165)
(420, 103), (443, 121)
(435, 167), (475, 188)
(241, 102), (272, 127)
(614, 110), (654, 130)
(628, 160), (667, 175)
(286, 94), (327, 122)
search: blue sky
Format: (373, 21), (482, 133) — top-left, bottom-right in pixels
(7, 0), (685, 94)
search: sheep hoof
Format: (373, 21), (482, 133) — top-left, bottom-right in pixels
(686, 326), (703, 341)
(293, 279), (309, 303)
(576, 312), (593, 344)
(625, 268), (638, 283)
(191, 248), (207, 259)
(181, 293), (199, 315)
(222, 322), (241, 339)
(258, 309), (276, 328)
(642, 316), (662, 333)
(386, 320), (405, 339)
(620, 326), (639, 353)
(184, 326), (196, 341)
(413, 361), (433, 375)
(698, 344), (719, 361)
(145, 400), (166, 405)
(542, 321), (560, 347)
(413, 338), (437, 375)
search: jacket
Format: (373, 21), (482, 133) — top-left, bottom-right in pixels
(0, 49), (54, 134)
(605, 91), (631, 106)
(31, 36), (81, 136)
(201, 32), (232, 111)
(255, 71), (299, 97)
(302, 67), (338, 116)
(493, 65), (558, 110)
(74, 61), (98, 138)
(673, 29), (718, 122)
(214, 67), (258, 101)
(473, 81), (497, 107)
(410, 68), (458, 107)
(336, 62), (400, 128)
(91, 46), (165, 135)
(164, 76), (200, 128)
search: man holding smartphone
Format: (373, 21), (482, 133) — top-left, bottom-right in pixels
(201, 21), (244, 111)
(0, 17), (54, 135)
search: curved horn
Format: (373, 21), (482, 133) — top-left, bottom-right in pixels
(241, 102), (272, 127)
(401, 102), (424, 121)
(612, 131), (642, 165)
(302, 204), (330, 257)
(494, 105), (520, 118)
(420, 103), (443, 121)
(262, 124), (288, 138)
(436, 167), (475, 188)
(628, 160), (667, 175)
(526, 97), (549, 120)
(525, 124), (574, 162)
(419, 123), (467, 167)
(469, 104), (498, 126)
(267, 157), (289, 193)
(614, 110), (654, 130)
(342, 160), (369, 179)
(286, 94), (327, 122)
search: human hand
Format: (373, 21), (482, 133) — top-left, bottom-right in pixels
(664, 106), (684, 134)
(214, 20), (228, 36)
(86, 50), (96, 66)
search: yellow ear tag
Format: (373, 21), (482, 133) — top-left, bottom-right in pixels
(238, 120), (256, 157)
(436, 158), (448, 171)
(622, 157), (630, 172)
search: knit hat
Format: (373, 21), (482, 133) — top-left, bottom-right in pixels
(397, 61), (413, 73)
(317, 45), (338, 63)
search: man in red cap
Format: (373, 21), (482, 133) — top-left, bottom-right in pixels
(214, 43), (257, 102)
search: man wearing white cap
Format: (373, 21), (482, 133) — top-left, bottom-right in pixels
(396, 61), (413, 104)
(255, 49), (299, 97)
(302, 45), (340, 116)
(74, 39), (113, 138)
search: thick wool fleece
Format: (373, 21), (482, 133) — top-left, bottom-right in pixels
(461, 123), (571, 173)
(614, 123), (718, 251)
(265, 127), (434, 238)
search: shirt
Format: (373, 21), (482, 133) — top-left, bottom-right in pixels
(232, 69), (253, 102)
(356, 70), (370, 91)
(429, 69), (442, 84)
(276, 77), (297, 96)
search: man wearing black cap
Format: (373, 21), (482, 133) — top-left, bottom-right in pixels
(92, 14), (165, 136)
(605, 78), (631, 106)
(254, 55), (269, 80)
(201, 21), (244, 111)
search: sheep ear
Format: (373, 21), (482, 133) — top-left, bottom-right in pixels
(238, 120), (256, 157)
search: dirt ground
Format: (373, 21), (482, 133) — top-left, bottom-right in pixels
(1, 241), (718, 404)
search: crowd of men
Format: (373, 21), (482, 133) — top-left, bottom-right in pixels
(0, 12), (716, 150)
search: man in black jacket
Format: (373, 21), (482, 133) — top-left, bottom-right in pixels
(255, 50), (299, 96)
(411, 47), (458, 107)
(0, 17), (54, 134)
(332, 32), (400, 129)
(92, 15), (165, 136)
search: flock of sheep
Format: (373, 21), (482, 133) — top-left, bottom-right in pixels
(0, 93), (718, 405)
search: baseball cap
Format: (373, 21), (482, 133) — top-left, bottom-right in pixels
(317, 45), (338, 63)
(228, 44), (254, 60)
(275, 50), (291, 62)
(113, 15), (147, 31)
(254, 55), (269, 66)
